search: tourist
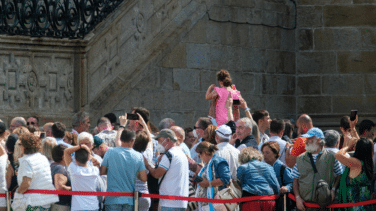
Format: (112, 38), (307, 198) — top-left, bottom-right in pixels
(195, 141), (231, 210)
(237, 147), (280, 211)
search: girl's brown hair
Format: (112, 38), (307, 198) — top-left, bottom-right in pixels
(216, 69), (232, 87)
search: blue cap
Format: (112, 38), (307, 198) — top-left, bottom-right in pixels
(301, 127), (325, 139)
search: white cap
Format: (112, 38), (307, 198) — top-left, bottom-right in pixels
(215, 125), (232, 139)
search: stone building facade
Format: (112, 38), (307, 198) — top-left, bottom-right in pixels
(0, 0), (375, 129)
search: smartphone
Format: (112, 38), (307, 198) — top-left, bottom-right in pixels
(233, 99), (240, 105)
(127, 113), (139, 120)
(40, 132), (46, 139)
(350, 110), (358, 121)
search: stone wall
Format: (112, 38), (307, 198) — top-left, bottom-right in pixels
(85, 0), (297, 128)
(0, 36), (86, 128)
(296, 0), (376, 129)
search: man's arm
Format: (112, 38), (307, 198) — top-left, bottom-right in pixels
(331, 175), (341, 201)
(137, 170), (148, 182)
(145, 165), (167, 179)
(293, 178), (305, 211)
(100, 166), (107, 175)
(115, 114), (127, 147)
(285, 147), (297, 168)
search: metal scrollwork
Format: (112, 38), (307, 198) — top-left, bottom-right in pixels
(0, 0), (125, 38)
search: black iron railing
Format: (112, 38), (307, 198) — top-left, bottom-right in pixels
(0, 0), (124, 38)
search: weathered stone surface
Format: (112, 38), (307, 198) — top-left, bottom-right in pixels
(227, 46), (243, 72)
(297, 76), (321, 95)
(322, 75), (364, 95)
(262, 74), (295, 95)
(186, 43), (210, 69)
(364, 74), (376, 94)
(242, 48), (266, 73)
(297, 52), (337, 74)
(337, 51), (376, 73)
(159, 67), (173, 90)
(187, 20), (207, 43)
(232, 73), (262, 95)
(332, 96), (376, 113)
(266, 96), (296, 114)
(210, 45), (229, 70)
(324, 5), (376, 27)
(206, 21), (222, 45)
(173, 68), (200, 91)
(297, 6), (323, 28)
(208, 5), (230, 21)
(251, 25), (281, 49)
(360, 28), (376, 49)
(296, 0), (352, 5)
(353, 0), (376, 3)
(162, 43), (186, 68)
(266, 51), (295, 74)
(298, 29), (313, 50)
(200, 70), (217, 91)
(314, 28), (361, 50)
(297, 97), (332, 114)
(281, 29), (295, 52)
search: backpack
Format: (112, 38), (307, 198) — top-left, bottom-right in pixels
(147, 151), (173, 197)
(308, 153), (332, 208)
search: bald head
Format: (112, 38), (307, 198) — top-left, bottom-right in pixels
(170, 126), (185, 144)
(10, 117), (26, 132)
(297, 114), (313, 135)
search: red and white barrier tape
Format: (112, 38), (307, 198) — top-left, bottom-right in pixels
(1, 190), (375, 208)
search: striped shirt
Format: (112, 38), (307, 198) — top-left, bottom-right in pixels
(292, 152), (343, 179)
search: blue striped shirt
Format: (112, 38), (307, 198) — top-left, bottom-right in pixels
(292, 152), (343, 179)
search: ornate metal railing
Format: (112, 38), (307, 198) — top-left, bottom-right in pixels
(0, 0), (125, 38)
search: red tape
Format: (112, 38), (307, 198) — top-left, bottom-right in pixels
(0, 189), (372, 208)
(288, 193), (376, 208)
(0, 194), (5, 198)
(25, 190), (133, 197)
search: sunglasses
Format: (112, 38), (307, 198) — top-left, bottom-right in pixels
(27, 122), (36, 126)
(194, 126), (202, 130)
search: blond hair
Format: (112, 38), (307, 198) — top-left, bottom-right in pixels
(239, 147), (263, 164)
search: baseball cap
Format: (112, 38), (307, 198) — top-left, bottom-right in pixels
(301, 127), (325, 139)
(0, 122), (5, 134)
(93, 136), (103, 148)
(215, 125), (232, 139)
(154, 129), (177, 142)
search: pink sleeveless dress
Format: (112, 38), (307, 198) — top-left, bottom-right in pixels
(214, 87), (240, 126)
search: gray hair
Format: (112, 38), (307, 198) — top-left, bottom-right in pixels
(77, 132), (94, 145)
(72, 111), (89, 128)
(12, 117), (27, 127)
(324, 130), (340, 148)
(170, 126), (185, 141)
(97, 117), (111, 127)
(237, 117), (253, 129)
(158, 118), (175, 130)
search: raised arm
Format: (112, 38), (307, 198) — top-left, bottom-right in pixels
(205, 84), (218, 100)
(115, 114), (128, 147)
(64, 144), (91, 166)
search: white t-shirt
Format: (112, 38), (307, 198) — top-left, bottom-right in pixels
(159, 147), (189, 208)
(0, 154), (7, 207)
(68, 161), (99, 210)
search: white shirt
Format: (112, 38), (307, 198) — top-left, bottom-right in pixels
(216, 142), (240, 180)
(68, 161), (99, 211)
(17, 153), (58, 207)
(159, 147), (189, 208)
(258, 131), (270, 151)
(263, 136), (287, 165)
(0, 154), (7, 207)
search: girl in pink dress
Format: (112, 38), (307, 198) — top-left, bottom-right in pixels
(205, 70), (241, 126)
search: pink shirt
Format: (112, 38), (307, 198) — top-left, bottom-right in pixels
(214, 87), (240, 126)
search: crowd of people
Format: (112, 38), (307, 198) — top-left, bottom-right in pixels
(0, 69), (375, 211)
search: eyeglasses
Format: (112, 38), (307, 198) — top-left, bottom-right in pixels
(27, 122), (36, 126)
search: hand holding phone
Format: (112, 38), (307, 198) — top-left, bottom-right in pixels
(350, 110), (358, 121)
